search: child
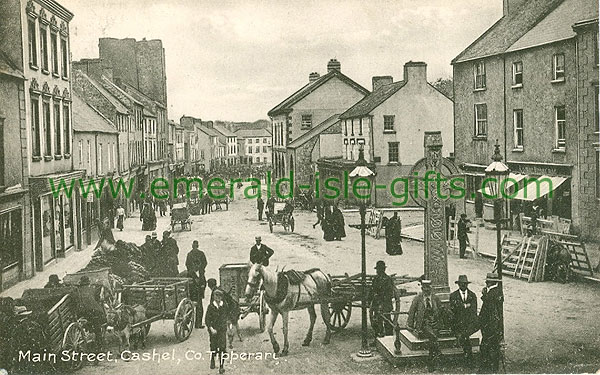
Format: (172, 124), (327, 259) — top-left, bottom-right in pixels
(205, 288), (227, 373)
(207, 278), (243, 348)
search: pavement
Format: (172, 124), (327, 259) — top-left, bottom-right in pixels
(2, 184), (600, 374)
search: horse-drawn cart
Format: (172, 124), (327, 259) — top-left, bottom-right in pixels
(120, 278), (195, 342)
(171, 203), (192, 232)
(219, 263), (269, 332)
(267, 202), (295, 233)
(320, 273), (418, 332)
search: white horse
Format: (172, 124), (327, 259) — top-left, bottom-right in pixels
(244, 263), (332, 356)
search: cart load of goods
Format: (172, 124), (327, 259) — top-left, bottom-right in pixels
(79, 240), (151, 285)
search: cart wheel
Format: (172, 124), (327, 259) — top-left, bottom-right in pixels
(290, 217), (295, 232)
(174, 298), (195, 342)
(269, 221), (273, 233)
(321, 301), (352, 332)
(62, 323), (87, 371)
(259, 290), (268, 332)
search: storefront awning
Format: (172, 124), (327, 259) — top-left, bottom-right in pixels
(479, 173), (528, 196)
(512, 175), (568, 201)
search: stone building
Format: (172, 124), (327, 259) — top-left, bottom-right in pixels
(452, 0), (599, 240)
(213, 124), (238, 166)
(267, 59), (369, 183)
(234, 128), (272, 165)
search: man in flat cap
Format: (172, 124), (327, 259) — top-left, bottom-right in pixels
(450, 275), (478, 363)
(249, 236), (274, 266)
(479, 273), (504, 373)
(161, 230), (180, 276)
(368, 260), (397, 338)
(407, 279), (443, 370)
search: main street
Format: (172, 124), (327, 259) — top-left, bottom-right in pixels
(57, 183), (597, 375)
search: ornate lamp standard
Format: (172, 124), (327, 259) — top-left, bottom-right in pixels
(349, 145), (375, 357)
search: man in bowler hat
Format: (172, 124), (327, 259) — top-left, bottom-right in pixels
(368, 260), (397, 337)
(449, 275), (478, 362)
(407, 279), (443, 370)
(479, 273), (504, 373)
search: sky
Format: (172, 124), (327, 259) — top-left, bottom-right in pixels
(62, 0), (503, 122)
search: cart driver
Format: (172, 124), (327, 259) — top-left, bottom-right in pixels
(249, 236), (274, 267)
(77, 276), (106, 352)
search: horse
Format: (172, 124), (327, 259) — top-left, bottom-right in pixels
(104, 302), (148, 354)
(244, 263), (333, 356)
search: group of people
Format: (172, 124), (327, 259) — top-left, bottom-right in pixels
(140, 230), (180, 276)
(312, 200), (345, 241)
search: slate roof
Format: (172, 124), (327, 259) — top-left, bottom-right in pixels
(0, 51), (24, 79)
(72, 93), (118, 134)
(288, 114), (340, 149)
(213, 124), (236, 137)
(234, 128), (272, 138)
(75, 71), (129, 114)
(267, 69), (370, 117)
(198, 126), (220, 137)
(339, 81), (406, 119)
(100, 76), (143, 108)
(452, 0), (565, 64)
(506, 0), (598, 53)
(120, 83), (160, 116)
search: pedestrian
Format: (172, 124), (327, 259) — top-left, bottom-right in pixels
(141, 203), (156, 231)
(322, 204), (335, 241)
(140, 234), (154, 260)
(158, 200), (167, 217)
(116, 205), (125, 231)
(368, 261), (396, 338)
(312, 198), (323, 229)
(161, 231), (180, 276)
(257, 196), (265, 221)
(186, 240), (207, 329)
(332, 203), (346, 241)
(95, 217), (115, 250)
(479, 273), (504, 373)
(445, 203), (456, 240)
(249, 236), (274, 266)
(449, 275), (478, 364)
(530, 203), (542, 235)
(457, 213), (471, 259)
(385, 212), (403, 255)
(266, 196), (275, 220)
(44, 274), (62, 288)
(407, 279), (442, 371)
(205, 289), (227, 374)
(207, 278), (243, 348)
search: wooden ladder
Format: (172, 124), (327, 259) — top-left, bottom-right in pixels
(541, 231), (594, 276)
(497, 235), (525, 276)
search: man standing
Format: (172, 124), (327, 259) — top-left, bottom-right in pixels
(44, 274), (62, 288)
(407, 279), (442, 371)
(312, 198), (324, 229)
(449, 275), (478, 363)
(205, 289), (227, 374)
(116, 205), (125, 231)
(457, 214), (471, 259)
(368, 261), (397, 337)
(479, 273), (504, 373)
(186, 240), (207, 329)
(257, 196), (265, 221)
(161, 231), (180, 276)
(385, 213), (403, 255)
(249, 236), (274, 266)
(266, 196), (275, 220)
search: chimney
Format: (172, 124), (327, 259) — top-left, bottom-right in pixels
(327, 58), (341, 72)
(503, 0), (528, 16)
(403, 61), (427, 84)
(372, 76), (393, 91)
(309, 72), (320, 83)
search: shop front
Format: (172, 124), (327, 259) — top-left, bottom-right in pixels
(0, 187), (30, 291)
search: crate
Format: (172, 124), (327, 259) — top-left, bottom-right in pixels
(219, 263), (249, 303)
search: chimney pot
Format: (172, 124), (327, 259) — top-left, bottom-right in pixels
(309, 72), (320, 83)
(327, 58), (341, 72)
(372, 76), (393, 91)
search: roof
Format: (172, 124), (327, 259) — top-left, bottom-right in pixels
(234, 128), (272, 138)
(72, 93), (118, 134)
(75, 71), (129, 114)
(143, 108), (157, 117)
(339, 81), (407, 119)
(452, 0), (565, 64)
(288, 114), (340, 149)
(0, 51), (24, 79)
(213, 124), (236, 137)
(197, 126), (220, 137)
(100, 76), (143, 108)
(120, 82), (162, 114)
(506, 0), (598, 53)
(267, 69), (370, 117)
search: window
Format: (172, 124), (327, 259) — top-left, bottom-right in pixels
(98, 143), (103, 174)
(78, 140), (82, 165)
(53, 101), (61, 155)
(0, 119), (3, 186)
(513, 109), (524, 149)
(388, 142), (399, 163)
(512, 62), (523, 86)
(61, 38), (68, 77)
(248, 138), (252, 144)
(359, 118), (363, 136)
(301, 115), (312, 129)
(595, 86), (599, 136)
(40, 26), (48, 72)
(384, 115), (395, 131)
(31, 96), (41, 157)
(50, 32), (58, 75)
(263, 146), (267, 153)
(552, 54), (565, 81)
(474, 61), (486, 89)
(595, 31), (599, 67)
(344, 120), (348, 136)
(28, 19), (38, 67)
(255, 157), (260, 163)
(43, 100), (51, 156)
(63, 103), (70, 154)
(555, 106), (566, 149)
(0, 209), (23, 268)
(255, 146), (260, 153)
(474, 103), (488, 137)
(596, 151), (600, 199)
(263, 138), (268, 143)
(248, 147), (252, 154)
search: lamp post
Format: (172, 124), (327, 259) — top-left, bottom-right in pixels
(484, 140), (509, 339)
(349, 145), (375, 358)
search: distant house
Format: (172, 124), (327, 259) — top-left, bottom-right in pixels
(235, 128), (272, 165)
(267, 59), (369, 184)
(319, 61), (453, 207)
(452, 0), (599, 240)
(213, 124), (238, 166)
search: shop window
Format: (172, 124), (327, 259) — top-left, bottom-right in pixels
(0, 209), (22, 268)
(41, 195), (55, 263)
(466, 175), (483, 202)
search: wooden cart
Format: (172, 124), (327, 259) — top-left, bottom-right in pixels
(267, 202), (295, 233)
(171, 203), (192, 232)
(219, 263), (269, 332)
(120, 278), (195, 342)
(320, 273), (418, 332)
(63, 267), (117, 305)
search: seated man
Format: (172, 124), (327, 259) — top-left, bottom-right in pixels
(77, 276), (107, 352)
(407, 279), (443, 370)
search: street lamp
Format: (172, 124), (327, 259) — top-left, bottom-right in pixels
(349, 145), (375, 358)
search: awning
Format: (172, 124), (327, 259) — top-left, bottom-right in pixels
(512, 175), (568, 201)
(479, 173), (528, 196)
